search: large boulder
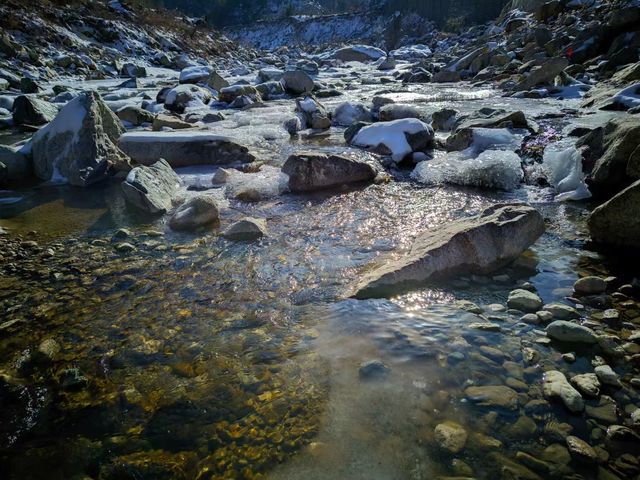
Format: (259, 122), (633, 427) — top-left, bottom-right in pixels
(121, 159), (181, 214)
(587, 179), (640, 247)
(353, 203), (544, 298)
(294, 96), (330, 130)
(118, 132), (256, 167)
(282, 151), (378, 192)
(169, 195), (220, 231)
(178, 65), (211, 84)
(29, 91), (129, 186)
(588, 117), (640, 193)
(281, 70), (314, 95)
(0, 145), (32, 186)
(164, 84), (212, 113)
(12, 96), (58, 126)
(516, 57), (568, 90)
(330, 45), (386, 63)
(350, 118), (434, 162)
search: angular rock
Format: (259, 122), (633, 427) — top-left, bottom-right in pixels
(121, 159), (180, 214)
(332, 102), (372, 127)
(566, 436), (597, 462)
(219, 85), (261, 104)
(281, 70), (314, 95)
(152, 114), (191, 131)
(546, 321), (597, 344)
(543, 370), (584, 413)
(570, 373), (600, 397)
(118, 132), (255, 167)
(12, 96), (57, 126)
(30, 91), (129, 186)
(330, 45), (385, 63)
(588, 179), (640, 248)
(434, 421), (468, 453)
(117, 105), (155, 126)
(517, 57), (568, 90)
(283, 151), (378, 192)
(353, 204), (544, 298)
(295, 96), (330, 130)
(169, 195), (220, 231)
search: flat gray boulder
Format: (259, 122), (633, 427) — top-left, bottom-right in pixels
(282, 151), (378, 192)
(353, 203), (544, 298)
(546, 320), (598, 344)
(118, 132), (256, 168)
(121, 159), (180, 214)
(30, 91), (129, 186)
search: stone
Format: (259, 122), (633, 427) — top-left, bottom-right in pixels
(20, 77), (40, 94)
(332, 102), (372, 127)
(121, 159), (180, 215)
(464, 385), (519, 410)
(281, 70), (314, 95)
(257, 68), (284, 83)
(543, 304), (580, 320)
(330, 45), (385, 63)
(508, 289), (543, 312)
(574, 276), (607, 295)
(453, 110), (532, 133)
(517, 57), (568, 90)
(118, 132), (255, 167)
(542, 370), (584, 413)
(34, 338), (61, 364)
(589, 118), (640, 192)
(221, 218), (267, 242)
(432, 70), (462, 83)
(570, 373), (600, 397)
(358, 360), (390, 379)
(152, 114), (192, 131)
(566, 436), (598, 462)
(117, 105), (155, 126)
(164, 84), (212, 113)
(0, 145), (31, 186)
(30, 91), (129, 187)
(594, 365), (622, 388)
(546, 321), (597, 344)
(256, 81), (285, 100)
(434, 421), (468, 453)
(431, 108), (458, 131)
(350, 118), (434, 161)
(282, 151), (378, 192)
(295, 96), (330, 130)
(354, 204), (544, 298)
(207, 71), (230, 91)
(12, 96), (57, 126)
(219, 85), (261, 104)
(120, 63), (146, 78)
(586, 396), (619, 424)
(378, 104), (422, 122)
(168, 195), (220, 232)
(588, 179), (640, 248)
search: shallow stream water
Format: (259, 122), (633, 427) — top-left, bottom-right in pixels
(1, 64), (637, 480)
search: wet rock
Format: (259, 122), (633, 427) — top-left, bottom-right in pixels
(574, 276), (607, 295)
(543, 304), (580, 320)
(219, 84), (261, 104)
(20, 77), (40, 94)
(282, 70), (314, 95)
(0, 145), (31, 186)
(221, 217), (267, 242)
(114, 242), (135, 253)
(30, 91), (129, 186)
(354, 204), (544, 298)
(431, 108), (458, 131)
(256, 80), (285, 100)
(295, 96), (330, 130)
(464, 385), (519, 410)
(434, 421), (468, 453)
(58, 367), (88, 391)
(121, 159), (180, 214)
(506, 416), (537, 439)
(432, 70), (462, 83)
(119, 132), (255, 167)
(207, 71), (229, 91)
(570, 373), (600, 397)
(34, 338), (60, 365)
(185, 111), (224, 124)
(169, 195), (220, 231)
(453, 110), (532, 133)
(120, 63), (146, 78)
(588, 179), (640, 248)
(12, 95), (58, 126)
(332, 102), (372, 127)
(586, 395), (619, 424)
(282, 151), (378, 192)
(594, 365), (622, 388)
(566, 435), (598, 463)
(508, 289), (543, 312)
(358, 359), (389, 379)
(378, 104), (422, 122)
(542, 370), (584, 413)
(546, 321), (597, 344)
(117, 105), (155, 126)
(606, 425), (640, 455)
(152, 114), (191, 131)
(258, 67), (284, 83)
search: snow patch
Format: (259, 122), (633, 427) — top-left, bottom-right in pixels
(352, 118), (432, 161)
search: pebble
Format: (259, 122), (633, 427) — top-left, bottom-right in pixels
(544, 303), (581, 320)
(507, 289), (543, 312)
(574, 276), (607, 295)
(594, 365), (622, 388)
(570, 373), (600, 397)
(546, 320), (597, 344)
(434, 421), (467, 453)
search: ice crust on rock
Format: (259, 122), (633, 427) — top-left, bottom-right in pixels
(542, 145), (591, 201)
(223, 165), (289, 200)
(466, 128), (522, 156)
(351, 118), (433, 161)
(412, 150), (524, 191)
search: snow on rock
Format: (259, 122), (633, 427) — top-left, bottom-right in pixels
(390, 44), (432, 60)
(608, 83), (640, 110)
(326, 45), (386, 63)
(412, 150), (524, 191)
(542, 145), (591, 201)
(179, 65), (212, 84)
(332, 102), (372, 126)
(466, 128), (523, 156)
(351, 118), (434, 161)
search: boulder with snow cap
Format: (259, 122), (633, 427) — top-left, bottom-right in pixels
(353, 203), (544, 298)
(29, 91), (129, 187)
(219, 84), (261, 104)
(164, 84), (212, 113)
(349, 118), (434, 162)
(178, 65), (211, 85)
(295, 96), (330, 130)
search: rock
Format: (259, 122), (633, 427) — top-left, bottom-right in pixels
(354, 204), (544, 298)
(58, 368), (88, 391)
(282, 151), (378, 192)
(574, 276), (607, 295)
(120, 63), (146, 78)
(0, 145), (31, 185)
(542, 370), (584, 413)
(34, 338), (60, 364)
(432, 70), (462, 83)
(453, 110), (532, 133)
(566, 436), (598, 462)
(546, 321), (597, 344)
(606, 425), (640, 455)
(30, 91), (129, 186)
(517, 57), (568, 90)
(350, 118), (434, 162)
(431, 108), (458, 131)
(358, 360), (390, 379)
(178, 65), (211, 84)
(121, 159), (180, 214)
(168, 195), (220, 231)
(257, 68), (284, 83)
(377, 56), (396, 70)
(332, 102), (372, 126)
(594, 365), (622, 388)
(586, 396), (619, 424)
(536, 1), (563, 22)
(117, 105), (155, 126)
(434, 421), (468, 453)
(508, 289), (543, 312)
(152, 114), (191, 131)
(570, 373), (600, 397)
(330, 45), (385, 63)
(20, 77), (40, 94)
(588, 179), (640, 248)
(378, 104), (422, 122)
(281, 70), (314, 95)
(164, 84), (212, 113)
(219, 85), (261, 104)
(185, 111), (224, 124)
(221, 218), (267, 242)
(464, 385), (519, 410)
(256, 81), (285, 100)
(118, 132), (255, 167)
(12, 96), (58, 126)
(207, 71), (229, 91)
(543, 303), (580, 320)
(295, 96), (330, 130)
